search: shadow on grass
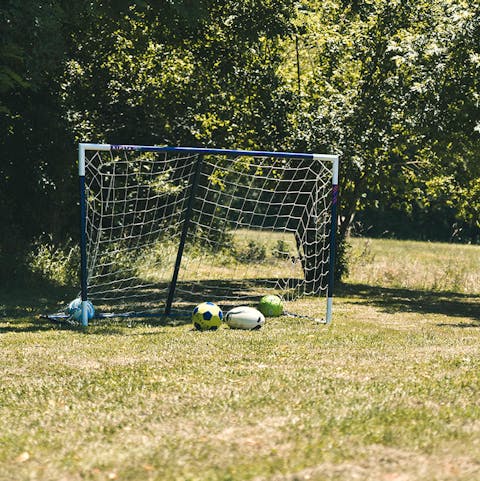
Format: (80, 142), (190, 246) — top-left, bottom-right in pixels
(0, 276), (288, 333)
(3, 278), (479, 332)
(339, 282), (480, 324)
(0, 282), (204, 333)
(0, 310), (191, 335)
(0, 283), (76, 318)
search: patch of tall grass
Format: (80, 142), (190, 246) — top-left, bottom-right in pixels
(347, 237), (480, 294)
(25, 232), (480, 297)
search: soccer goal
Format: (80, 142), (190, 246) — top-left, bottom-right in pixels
(73, 143), (339, 325)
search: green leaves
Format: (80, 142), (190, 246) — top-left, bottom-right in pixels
(1, 0), (480, 279)
(291, 0), (480, 243)
(61, 1), (296, 149)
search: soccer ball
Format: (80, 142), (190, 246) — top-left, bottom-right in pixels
(66, 298), (95, 322)
(258, 295), (283, 317)
(192, 302), (223, 331)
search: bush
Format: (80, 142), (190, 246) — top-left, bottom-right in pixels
(28, 237), (79, 287)
(272, 239), (292, 260)
(234, 241), (267, 263)
(335, 236), (351, 282)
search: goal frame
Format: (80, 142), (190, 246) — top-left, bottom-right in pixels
(78, 143), (339, 326)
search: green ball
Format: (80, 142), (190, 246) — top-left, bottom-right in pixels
(258, 295), (283, 317)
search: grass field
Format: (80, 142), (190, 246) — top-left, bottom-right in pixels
(1, 237), (480, 481)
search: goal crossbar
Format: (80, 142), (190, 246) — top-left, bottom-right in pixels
(79, 143), (338, 164)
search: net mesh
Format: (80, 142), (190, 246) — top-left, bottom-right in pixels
(83, 147), (334, 315)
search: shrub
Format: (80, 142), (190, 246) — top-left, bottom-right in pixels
(272, 239), (292, 260)
(235, 241), (267, 263)
(28, 237), (79, 287)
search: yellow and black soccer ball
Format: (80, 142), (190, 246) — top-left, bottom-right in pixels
(192, 302), (223, 331)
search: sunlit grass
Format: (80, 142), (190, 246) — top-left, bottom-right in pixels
(136, 230), (303, 283)
(1, 237), (480, 481)
(347, 237), (480, 294)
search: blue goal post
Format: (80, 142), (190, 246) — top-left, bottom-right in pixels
(78, 143), (339, 326)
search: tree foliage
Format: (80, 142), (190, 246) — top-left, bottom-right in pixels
(291, 0), (480, 241)
(0, 1), (80, 274)
(1, 0), (479, 282)
(62, 0), (296, 148)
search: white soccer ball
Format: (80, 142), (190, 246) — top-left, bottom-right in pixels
(225, 306), (265, 330)
(66, 298), (95, 322)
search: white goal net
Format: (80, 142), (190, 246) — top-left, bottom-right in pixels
(77, 144), (339, 324)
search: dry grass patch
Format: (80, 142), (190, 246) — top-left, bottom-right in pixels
(347, 238), (480, 294)
(253, 445), (480, 481)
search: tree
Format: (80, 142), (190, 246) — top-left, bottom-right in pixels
(291, 0), (480, 247)
(0, 1), (82, 276)
(0, 0), (299, 279)
(62, 0), (297, 149)
(395, 1), (480, 240)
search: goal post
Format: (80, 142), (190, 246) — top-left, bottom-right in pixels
(77, 143), (339, 326)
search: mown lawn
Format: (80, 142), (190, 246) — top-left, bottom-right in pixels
(1, 238), (479, 481)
